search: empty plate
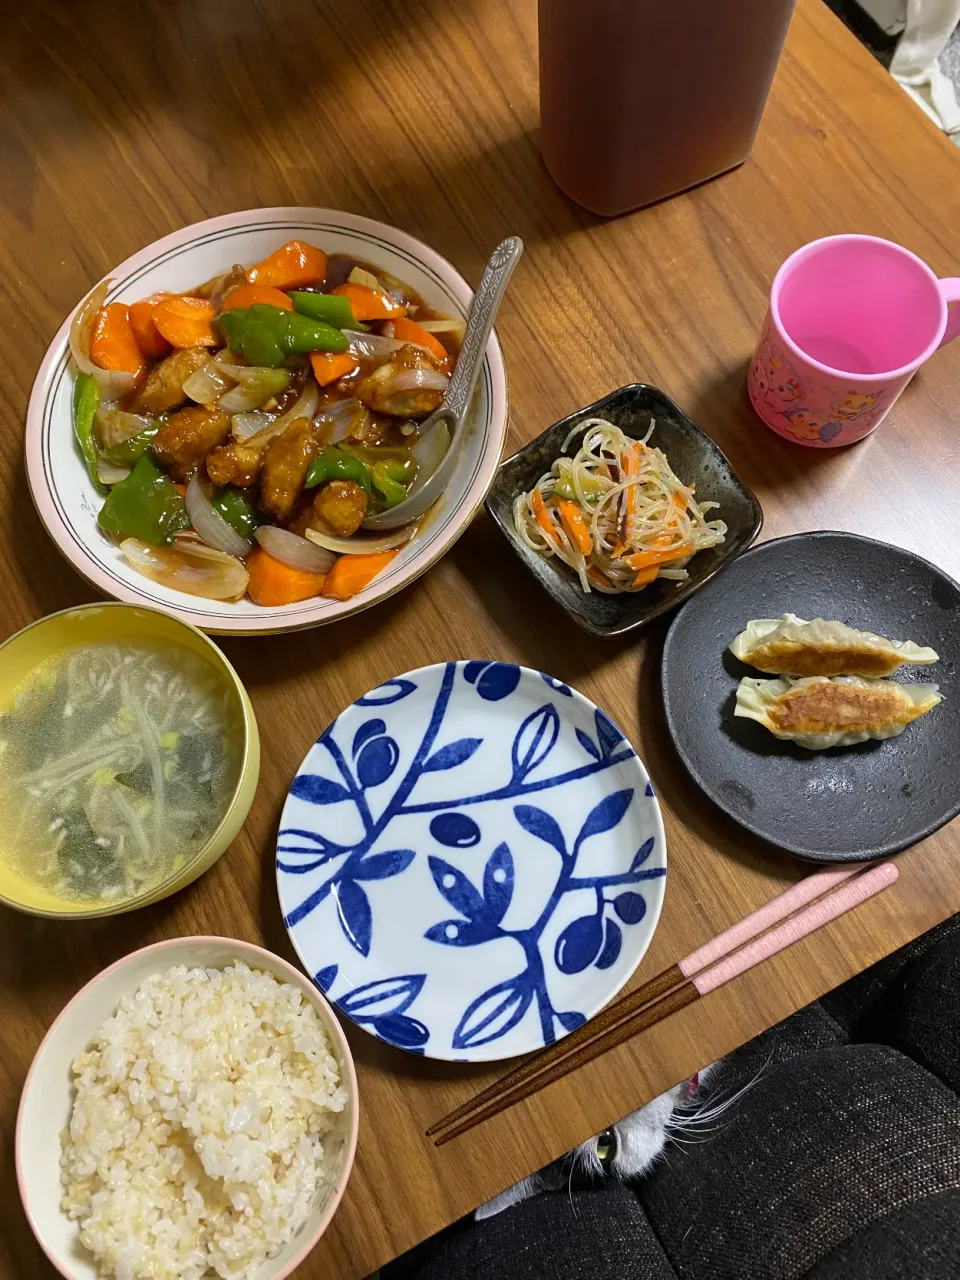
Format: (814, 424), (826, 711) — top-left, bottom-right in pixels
(662, 532), (960, 862)
(277, 662), (666, 1061)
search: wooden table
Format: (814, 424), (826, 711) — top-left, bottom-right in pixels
(2, 1), (960, 1276)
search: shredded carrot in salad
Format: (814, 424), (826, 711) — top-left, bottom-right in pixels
(513, 418), (726, 594)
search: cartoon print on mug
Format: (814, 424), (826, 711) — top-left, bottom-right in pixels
(782, 407), (843, 445)
(747, 328), (806, 414)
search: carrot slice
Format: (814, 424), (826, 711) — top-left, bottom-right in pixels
(330, 282), (406, 322)
(247, 240), (327, 291)
(246, 546), (326, 606)
(390, 316), (449, 365)
(556, 498), (593, 556)
(152, 296), (218, 348)
(631, 565), (661, 589)
(321, 550), (399, 601)
(587, 566), (612, 589)
(310, 350), (360, 386)
(673, 489), (688, 511)
(220, 283), (295, 313)
(90, 304), (146, 384)
(624, 540), (693, 571)
(531, 489), (561, 545)
(613, 444), (640, 557)
(128, 294), (171, 361)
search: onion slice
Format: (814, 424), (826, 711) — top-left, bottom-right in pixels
(390, 366), (450, 393)
(232, 411), (276, 440)
(314, 397), (368, 444)
(120, 538), (249, 600)
(95, 408), (153, 449)
(418, 318), (466, 337)
(348, 265), (381, 290)
(69, 280), (137, 402)
(409, 421), (451, 493)
(305, 524), (416, 555)
(255, 526), (336, 573)
(242, 381), (320, 452)
(96, 458), (132, 485)
(343, 329), (435, 361)
(185, 475), (251, 558)
(182, 359), (235, 405)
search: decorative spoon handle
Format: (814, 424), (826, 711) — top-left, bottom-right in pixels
(443, 236), (523, 424)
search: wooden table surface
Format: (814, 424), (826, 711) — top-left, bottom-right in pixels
(3, 1), (960, 1276)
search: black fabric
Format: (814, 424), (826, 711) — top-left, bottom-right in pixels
(382, 1185), (675, 1280)
(804, 1190), (960, 1280)
(383, 917), (960, 1280)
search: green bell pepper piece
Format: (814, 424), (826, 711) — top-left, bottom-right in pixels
(218, 304), (349, 367)
(338, 443), (417, 484)
(73, 373), (106, 494)
(288, 292), (364, 330)
(304, 447), (373, 494)
(371, 461), (408, 508)
(212, 487), (262, 539)
(97, 455), (190, 546)
(100, 421), (160, 466)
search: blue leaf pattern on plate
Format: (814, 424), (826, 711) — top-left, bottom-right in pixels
(290, 775), (352, 806)
(428, 856), (488, 920)
(424, 918), (501, 946)
(575, 789), (634, 852)
(354, 849), (416, 881)
(422, 737), (483, 773)
(338, 974), (425, 1017)
(332, 879), (373, 956)
(314, 964), (338, 993)
(482, 843), (514, 924)
(453, 976), (534, 1050)
(511, 705), (560, 779)
(513, 804), (567, 857)
(277, 662), (665, 1059)
(357, 679), (417, 706)
(595, 709), (626, 759)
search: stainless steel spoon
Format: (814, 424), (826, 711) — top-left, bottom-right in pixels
(363, 235), (523, 530)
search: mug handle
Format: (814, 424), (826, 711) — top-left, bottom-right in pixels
(940, 278), (960, 348)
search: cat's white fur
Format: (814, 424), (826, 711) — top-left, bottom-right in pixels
(477, 1064), (720, 1219)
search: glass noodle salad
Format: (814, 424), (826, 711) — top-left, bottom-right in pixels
(70, 241), (464, 606)
(514, 418), (727, 593)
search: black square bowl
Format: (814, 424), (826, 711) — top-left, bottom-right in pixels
(484, 385), (763, 637)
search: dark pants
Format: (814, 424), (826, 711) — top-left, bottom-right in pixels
(384, 914), (960, 1279)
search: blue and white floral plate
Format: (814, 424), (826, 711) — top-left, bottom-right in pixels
(277, 662), (667, 1062)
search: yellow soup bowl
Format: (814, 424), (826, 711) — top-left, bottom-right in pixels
(0, 603), (259, 917)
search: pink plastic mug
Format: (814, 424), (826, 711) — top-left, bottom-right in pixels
(748, 234), (960, 448)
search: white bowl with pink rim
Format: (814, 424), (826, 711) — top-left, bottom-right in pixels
(25, 207), (509, 634)
(16, 935), (359, 1280)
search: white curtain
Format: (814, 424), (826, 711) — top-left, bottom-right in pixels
(889, 0), (960, 134)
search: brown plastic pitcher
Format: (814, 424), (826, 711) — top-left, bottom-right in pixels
(539, 0), (796, 217)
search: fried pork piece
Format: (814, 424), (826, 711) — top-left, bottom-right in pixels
(356, 344), (446, 419)
(313, 480), (368, 536)
(151, 406), (231, 482)
(129, 347), (210, 415)
(206, 441), (264, 489)
(260, 418), (319, 521)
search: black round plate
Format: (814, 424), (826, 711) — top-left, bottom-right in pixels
(661, 532), (960, 862)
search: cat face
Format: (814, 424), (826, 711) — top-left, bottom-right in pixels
(476, 1065), (721, 1218)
